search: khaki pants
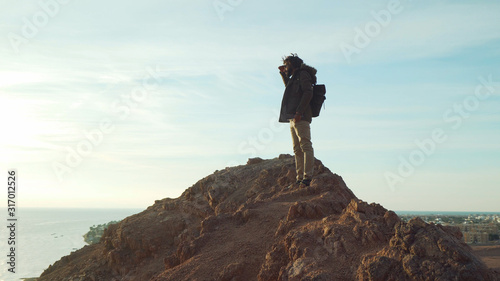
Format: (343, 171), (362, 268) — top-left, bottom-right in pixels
(290, 120), (314, 181)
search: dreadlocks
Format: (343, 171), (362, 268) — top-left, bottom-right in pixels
(282, 53), (303, 69)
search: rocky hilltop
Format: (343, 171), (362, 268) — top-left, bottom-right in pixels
(39, 155), (499, 281)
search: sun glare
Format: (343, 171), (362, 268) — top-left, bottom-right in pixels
(0, 71), (45, 88)
(0, 94), (63, 164)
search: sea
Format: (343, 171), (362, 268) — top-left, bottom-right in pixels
(0, 208), (142, 281)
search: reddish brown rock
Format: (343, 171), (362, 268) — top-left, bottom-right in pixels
(38, 155), (499, 281)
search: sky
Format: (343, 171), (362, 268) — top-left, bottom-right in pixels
(1, 0), (499, 212)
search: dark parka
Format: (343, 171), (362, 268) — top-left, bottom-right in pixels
(279, 63), (318, 123)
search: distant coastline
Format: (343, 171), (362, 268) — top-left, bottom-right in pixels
(395, 211), (500, 216)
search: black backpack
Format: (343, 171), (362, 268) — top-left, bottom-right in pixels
(297, 69), (326, 117)
(311, 84), (326, 117)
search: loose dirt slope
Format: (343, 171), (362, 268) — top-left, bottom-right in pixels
(473, 245), (500, 272)
(38, 155), (499, 281)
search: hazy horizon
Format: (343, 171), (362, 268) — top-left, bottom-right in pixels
(16, 206), (500, 214)
(1, 0), (499, 212)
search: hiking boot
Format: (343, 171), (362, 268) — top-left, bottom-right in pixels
(300, 179), (312, 187)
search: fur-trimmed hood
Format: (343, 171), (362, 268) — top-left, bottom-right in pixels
(298, 63), (317, 84)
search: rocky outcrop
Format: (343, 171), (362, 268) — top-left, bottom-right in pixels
(38, 155), (499, 281)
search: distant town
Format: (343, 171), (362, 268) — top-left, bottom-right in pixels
(399, 213), (500, 245)
(83, 214), (500, 246)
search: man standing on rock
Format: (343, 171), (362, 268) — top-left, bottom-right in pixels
(278, 54), (316, 187)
